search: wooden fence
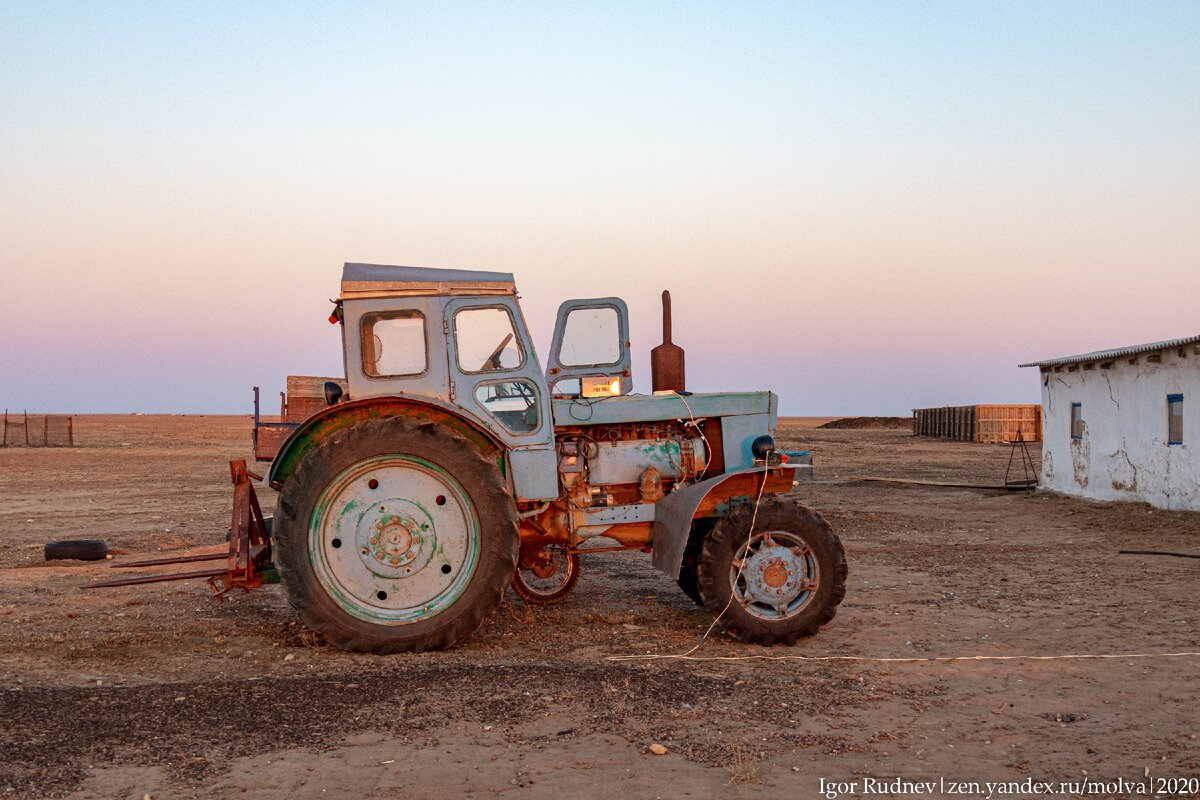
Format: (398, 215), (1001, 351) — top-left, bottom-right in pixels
(912, 405), (1042, 444)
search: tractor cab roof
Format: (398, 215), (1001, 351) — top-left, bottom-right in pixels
(339, 263), (517, 300)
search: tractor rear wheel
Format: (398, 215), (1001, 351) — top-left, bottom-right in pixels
(696, 498), (846, 645)
(273, 417), (518, 653)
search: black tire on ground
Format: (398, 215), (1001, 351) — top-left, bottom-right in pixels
(696, 498), (846, 645)
(676, 519), (715, 606)
(44, 540), (108, 561)
(272, 417), (518, 654)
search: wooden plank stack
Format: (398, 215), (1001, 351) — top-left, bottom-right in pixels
(911, 404), (1042, 443)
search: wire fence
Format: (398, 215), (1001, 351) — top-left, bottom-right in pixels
(2, 411), (75, 447)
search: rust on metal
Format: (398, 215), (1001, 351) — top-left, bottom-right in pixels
(88, 568), (228, 588)
(115, 552), (228, 568)
(638, 467), (664, 502)
(650, 290), (685, 393)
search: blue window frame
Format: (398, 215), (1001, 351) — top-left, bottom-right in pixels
(1070, 402), (1083, 440)
(1167, 394), (1183, 445)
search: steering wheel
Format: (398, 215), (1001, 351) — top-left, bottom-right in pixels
(483, 333), (514, 370)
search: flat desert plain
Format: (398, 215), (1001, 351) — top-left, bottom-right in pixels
(1, 415), (1198, 798)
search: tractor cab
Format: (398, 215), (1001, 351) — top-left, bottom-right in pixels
(340, 263), (552, 448)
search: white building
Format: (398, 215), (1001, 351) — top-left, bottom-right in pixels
(1020, 335), (1198, 510)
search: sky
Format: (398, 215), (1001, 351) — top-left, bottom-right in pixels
(1, 1), (1197, 415)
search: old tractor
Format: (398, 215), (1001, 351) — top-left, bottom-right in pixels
(98, 263), (846, 653)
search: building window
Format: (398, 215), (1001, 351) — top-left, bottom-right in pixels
(1070, 403), (1083, 440)
(1167, 394), (1183, 445)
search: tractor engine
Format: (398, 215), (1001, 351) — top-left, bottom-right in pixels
(555, 421), (709, 508)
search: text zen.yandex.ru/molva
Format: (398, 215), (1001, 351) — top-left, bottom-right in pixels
(817, 775), (1194, 798)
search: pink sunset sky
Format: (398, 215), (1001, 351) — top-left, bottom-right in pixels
(1, 3), (1197, 415)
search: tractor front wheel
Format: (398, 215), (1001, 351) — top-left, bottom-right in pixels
(696, 498), (846, 645)
(676, 519), (715, 606)
(511, 545), (581, 604)
(272, 417), (518, 654)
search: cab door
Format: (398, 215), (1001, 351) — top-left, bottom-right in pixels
(544, 298), (632, 397)
(444, 296), (558, 500)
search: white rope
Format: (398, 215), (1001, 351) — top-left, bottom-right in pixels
(625, 451), (772, 662)
(607, 650), (1200, 664)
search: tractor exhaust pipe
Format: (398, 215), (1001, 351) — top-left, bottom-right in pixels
(651, 290), (685, 393)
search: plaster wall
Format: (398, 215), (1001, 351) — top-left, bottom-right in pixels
(1039, 348), (1199, 510)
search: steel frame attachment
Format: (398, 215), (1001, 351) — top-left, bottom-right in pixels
(87, 460), (275, 594)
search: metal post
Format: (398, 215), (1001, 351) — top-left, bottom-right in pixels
(43, 415), (48, 446)
(24, 411), (29, 446)
(68, 416), (74, 447)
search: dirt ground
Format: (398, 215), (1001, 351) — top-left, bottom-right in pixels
(2, 415), (1198, 799)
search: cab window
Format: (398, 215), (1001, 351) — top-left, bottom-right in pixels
(558, 306), (620, 366)
(362, 310), (426, 377)
(454, 306), (523, 373)
(474, 380), (539, 433)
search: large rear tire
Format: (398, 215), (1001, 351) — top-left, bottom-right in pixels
(273, 417), (518, 653)
(696, 498), (846, 645)
(676, 519), (715, 606)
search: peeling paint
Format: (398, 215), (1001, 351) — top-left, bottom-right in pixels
(1108, 445), (1138, 491)
(1070, 422), (1090, 489)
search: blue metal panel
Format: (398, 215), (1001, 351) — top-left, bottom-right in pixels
(580, 503), (656, 527)
(508, 447), (560, 501)
(550, 391), (773, 427)
(343, 295), (452, 405)
(720, 412), (772, 470)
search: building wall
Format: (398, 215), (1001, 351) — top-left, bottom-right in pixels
(1039, 348), (1199, 510)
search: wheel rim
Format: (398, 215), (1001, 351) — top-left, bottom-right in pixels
(515, 546), (575, 599)
(309, 454), (480, 625)
(729, 530), (819, 620)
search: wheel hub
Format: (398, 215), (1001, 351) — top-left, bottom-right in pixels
(361, 506), (435, 576)
(530, 550), (559, 579)
(731, 532), (819, 620)
(762, 561), (789, 588)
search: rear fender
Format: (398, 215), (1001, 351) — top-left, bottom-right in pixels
(267, 396), (504, 489)
(650, 466), (797, 579)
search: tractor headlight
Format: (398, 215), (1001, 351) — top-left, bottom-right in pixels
(751, 435), (775, 461)
(581, 376), (621, 398)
